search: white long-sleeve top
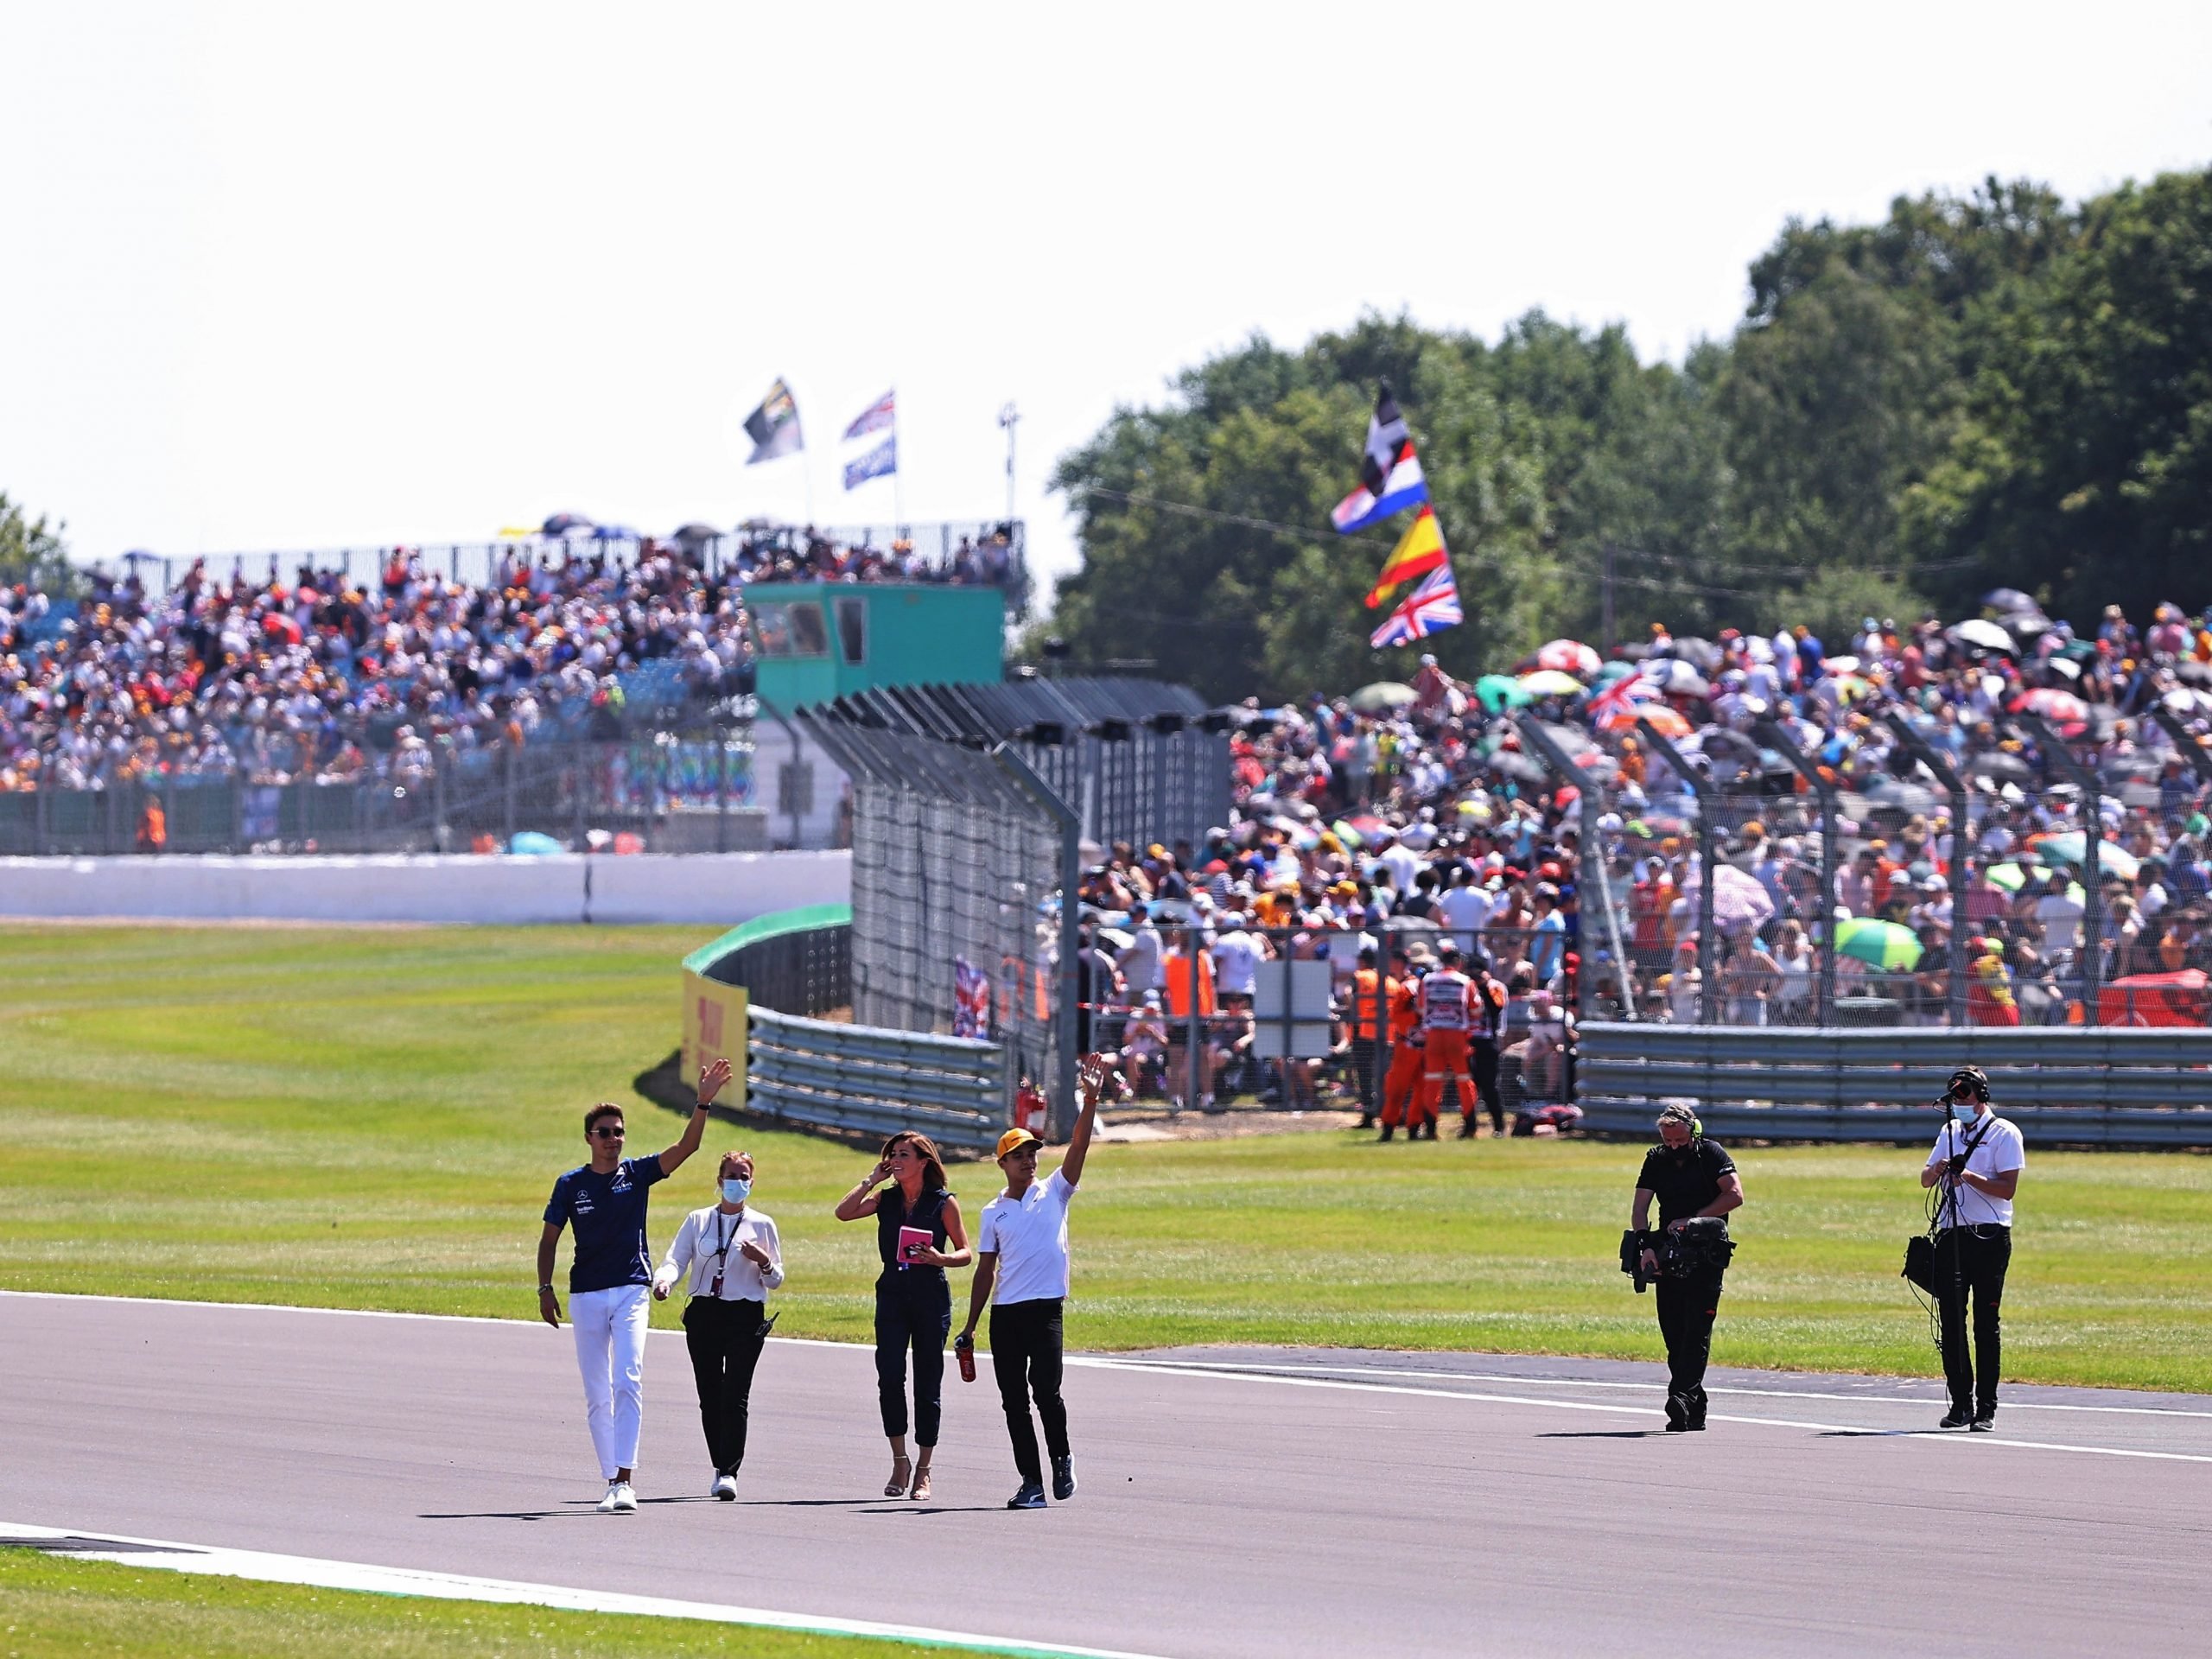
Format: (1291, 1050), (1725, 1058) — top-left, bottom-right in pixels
(654, 1205), (785, 1300)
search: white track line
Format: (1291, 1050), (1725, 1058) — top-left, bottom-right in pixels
(1071, 1357), (2212, 1465)
(10, 1291), (2209, 1464)
(1101, 1357), (2212, 1419)
(0, 1521), (1169, 1659)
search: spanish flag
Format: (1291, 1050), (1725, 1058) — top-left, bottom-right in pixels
(1363, 506), (1449, 607)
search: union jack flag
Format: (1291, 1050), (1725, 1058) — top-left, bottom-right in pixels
(842, 390), (896, 442)
(1586, 666), (1657, 720)
(1369, 564), (1462, 649)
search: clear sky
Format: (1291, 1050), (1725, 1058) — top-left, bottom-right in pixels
(4, 2), (2209, 595)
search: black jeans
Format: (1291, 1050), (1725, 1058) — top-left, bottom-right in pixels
(1655, 1268), (1725, 1401)
(989, 1298), (1069, 1487)
(874, 1275), (951, 1446)
(1463, 1039), (1503, 1133)
(1936, 1226), (2012, 1414)
(682, 1296), (768, 1475)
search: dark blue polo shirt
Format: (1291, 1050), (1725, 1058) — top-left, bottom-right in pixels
(545, 1156), (667, 1294)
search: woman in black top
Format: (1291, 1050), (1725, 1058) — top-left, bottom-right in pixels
(834, 1130), (970, 1502)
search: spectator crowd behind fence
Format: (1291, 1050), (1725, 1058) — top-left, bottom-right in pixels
(0, 520), (1023, 852)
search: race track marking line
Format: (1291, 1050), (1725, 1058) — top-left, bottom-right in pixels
(11, 1291), (2209, 1464)
(1070, 1357), (2212, 1465)
(0, 1521), (1171, 1659)
(1102, 1357), (2212, 1420)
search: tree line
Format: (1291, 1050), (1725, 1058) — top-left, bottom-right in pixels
(1038, 168), (2212, 704)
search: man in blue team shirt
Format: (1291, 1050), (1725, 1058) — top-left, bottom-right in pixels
(538, 1058), (731, 1513)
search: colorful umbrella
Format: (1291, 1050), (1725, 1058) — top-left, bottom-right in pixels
(1681, 863), (1775, 931)
(1475, 674), (1535, 713)
(1535, 639), (1601, 677)
(2031, 832), (2140, 881)
(1834, 918), (1924, 970)
(1982, 861), (2082, 902)
(1601, 704), (1688, 736)
(2010, 688), (2090, 727)
(1349, 680), (1419, 715)
(1517, 669), (1586, 698)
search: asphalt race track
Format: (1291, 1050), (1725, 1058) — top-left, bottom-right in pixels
(7, 1293), (2210, 1657)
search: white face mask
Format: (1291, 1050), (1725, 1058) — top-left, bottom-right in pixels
(721, 1178), (751, 1205)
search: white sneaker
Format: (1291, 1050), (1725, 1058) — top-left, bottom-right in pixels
(711, 1472), (737, 1501)
(596, 1480), (622, 1514)
(608, 1480), (638, 1513)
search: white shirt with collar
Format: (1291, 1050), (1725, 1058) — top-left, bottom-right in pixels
(977, 1169), (1077, 1306)
(655, 1205), (785, 1300)
(1926, 1110), (2025, 1227)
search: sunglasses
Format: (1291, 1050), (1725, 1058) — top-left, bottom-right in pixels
(590, 1125), (626, 1139)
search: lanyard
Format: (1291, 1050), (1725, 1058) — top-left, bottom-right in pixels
(707, 1211), (742, 1299)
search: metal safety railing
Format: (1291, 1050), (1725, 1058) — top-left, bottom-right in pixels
(1574, 1022), (2212, 1146)
(746, 1007), (1003, 1152)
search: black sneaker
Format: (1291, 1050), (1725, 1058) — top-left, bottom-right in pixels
(1938, 1407), (1974, 1429)
(1970, 1409), (1996, 1433)
(1052, 1455), (1077, 1501)
(1458, 1117), (1478, 1140)
(1376, 1124), (1395, 1141)
(1007, 1483), (1047, 1510)
(1687, 1389), (1708, 1431)
(1663, 1394), (1690, 1433)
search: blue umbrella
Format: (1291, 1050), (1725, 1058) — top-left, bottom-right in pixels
(540, 512), (594, 536)
(590, 524), (642, 542)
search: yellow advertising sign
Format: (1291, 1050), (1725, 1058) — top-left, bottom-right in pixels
(680, 969), (749, 1110)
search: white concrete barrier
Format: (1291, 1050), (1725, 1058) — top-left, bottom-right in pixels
(0, 852), (849, 925)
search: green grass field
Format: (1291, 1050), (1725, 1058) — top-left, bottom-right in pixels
(0, 1548), (963, 1657)
(3, 924), (2209, 1391)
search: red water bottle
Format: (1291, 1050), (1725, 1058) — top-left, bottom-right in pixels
(955, 1333), (976, 1382)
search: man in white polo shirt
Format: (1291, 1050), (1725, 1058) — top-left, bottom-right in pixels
(1920, 1065), (2025, 1431)
(957, 1052), (1109, 1510)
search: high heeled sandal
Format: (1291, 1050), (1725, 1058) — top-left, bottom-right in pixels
(910, 1466), (932, 1503)
(885, 1454), (912, 1497)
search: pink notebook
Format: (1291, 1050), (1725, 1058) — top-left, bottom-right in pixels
(897, 1226), (933, 1268)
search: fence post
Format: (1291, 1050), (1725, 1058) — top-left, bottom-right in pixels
(1514, 715), (1629, 1022)
(1753, 717), (1840, 1025)
(1881, 713), (1971, 1027)
(715, 713), (730, 855)
(1637, 715), (1717, 1024)
(2012, 711), (2103, 1027)
(991, 743), (1081, 1137)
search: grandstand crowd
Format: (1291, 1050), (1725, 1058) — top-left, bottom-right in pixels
(0, 524), (1018, 794)
(1073, 601), (2212, 1102)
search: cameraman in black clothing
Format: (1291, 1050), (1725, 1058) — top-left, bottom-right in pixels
(1631, 1103), (1745, 1432)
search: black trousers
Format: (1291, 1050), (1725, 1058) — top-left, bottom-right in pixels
(682, 1296), (768, 1475)
(874, 1275), (951, 1446)
(1936, 1226), (2012, 1414)
(1655, 1268), (1725, 1400)
(1350, 1036), (1379, 1116)
(989, 1298), (1069, 1487)
(1460, 1039), (1503, 1133)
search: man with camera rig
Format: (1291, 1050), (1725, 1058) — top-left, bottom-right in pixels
(1628, 1103), (1745, 1431)
(1920, 1065), (2024, 1431)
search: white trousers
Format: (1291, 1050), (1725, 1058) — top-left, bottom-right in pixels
(570, 1284), (650, 1479)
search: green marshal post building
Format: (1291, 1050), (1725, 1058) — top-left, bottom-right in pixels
(747, 582), (1007, 714)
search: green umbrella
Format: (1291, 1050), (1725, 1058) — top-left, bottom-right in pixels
(1475, 674), (1535, 713)
(2033, 832), (2140, 881)
(1349, 680), (1419, 715)
(1985, 862), (2083, 902)
(1834, 918), (1924, 970)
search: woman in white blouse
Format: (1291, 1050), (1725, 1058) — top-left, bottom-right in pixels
(653, 1150), (784, 1500)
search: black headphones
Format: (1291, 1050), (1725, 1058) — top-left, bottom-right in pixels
(1948, 1065), (1991, 1104)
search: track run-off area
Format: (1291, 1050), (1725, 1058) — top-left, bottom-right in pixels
(8, 1292), (2210, 1658)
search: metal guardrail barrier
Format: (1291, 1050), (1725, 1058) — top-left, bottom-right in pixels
(1575, 1022), (2212, 1147)
(747, 1005), (1002, 1151)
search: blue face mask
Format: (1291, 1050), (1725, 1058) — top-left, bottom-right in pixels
(721, 1178), (751, 1205)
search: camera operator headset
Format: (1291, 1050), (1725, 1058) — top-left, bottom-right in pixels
(1629, 1103), (1745, 1432)
(1916, 1065), (2024, 1432)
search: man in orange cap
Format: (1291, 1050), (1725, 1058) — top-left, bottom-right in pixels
(958, 1052), (1111, 1510)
